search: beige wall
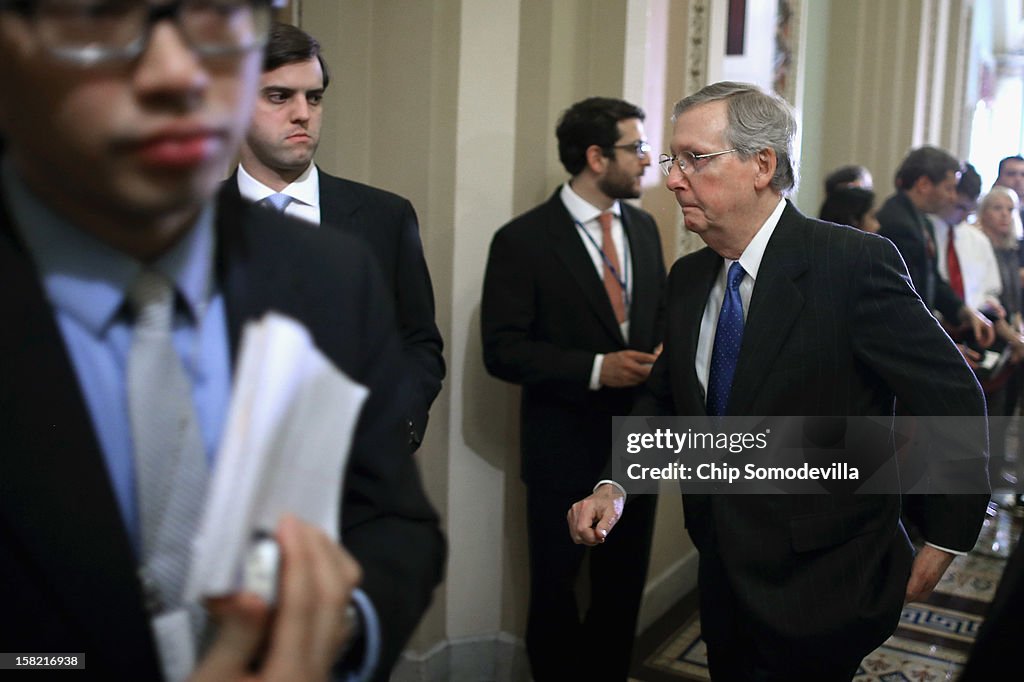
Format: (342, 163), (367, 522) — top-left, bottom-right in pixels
(297, 0), (700, 662)
(818, 0), (974, 206)
(290, 0), (981, 675)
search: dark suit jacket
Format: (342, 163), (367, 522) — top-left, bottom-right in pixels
(877, 191), (963, 322)
(0, 190), (445, 680)
(635, 201), (989, 670)
(481, 188), (666, 491)
(958, 528), (1024, 680)
(221, 168), (445, 447)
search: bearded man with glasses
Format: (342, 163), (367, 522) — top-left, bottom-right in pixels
(482, 96), (666, 681)
(0, 2), (444, 681)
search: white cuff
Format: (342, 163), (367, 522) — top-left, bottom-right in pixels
(594, 479), (626, 502)
(340, 588), (380, 682)
(589, 354), (604, 391)
(924, 541), (968, 557)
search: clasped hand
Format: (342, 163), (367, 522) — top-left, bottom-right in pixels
(190, 514), (361, 682)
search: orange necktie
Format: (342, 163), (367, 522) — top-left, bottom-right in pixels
(598, 211), (627, 323)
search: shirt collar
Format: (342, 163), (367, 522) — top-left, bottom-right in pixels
(730, 197), (787, 281)
(237, 161), (320, 209)
(560, 182), (622, 226)
(2, 156), (216, 336)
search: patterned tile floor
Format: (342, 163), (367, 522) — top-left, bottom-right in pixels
(629, 501), (1023, 682)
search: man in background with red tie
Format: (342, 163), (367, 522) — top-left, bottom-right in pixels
(481, 97), (666, 681)
(877, 147), (995, 347)
(930, 164), (1000, 350)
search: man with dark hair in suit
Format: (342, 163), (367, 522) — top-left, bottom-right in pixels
(992, 155), (1024, 511)
(224, 22), (444, 451)
(569, 82), (990, 680)
(958, 533), (1024, 680)
(877, 146), (995, 346)
(931, 164), (993, 322)
(481, 96), (666, 681)
(0, 3), (443, 681)
(993, 154), (1024, 204)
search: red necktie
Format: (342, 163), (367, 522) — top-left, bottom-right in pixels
(598, 212), (627, 323)
(946, 224), (964, 300)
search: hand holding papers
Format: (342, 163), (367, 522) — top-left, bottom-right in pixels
(186, 312), (369, 603)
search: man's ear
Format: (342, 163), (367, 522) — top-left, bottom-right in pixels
(753, 148), (778, 190)
(585, 144), (610, 175)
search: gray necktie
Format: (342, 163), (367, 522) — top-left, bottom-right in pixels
(259, 192), (293, 213)
(126, 270), (208, 620)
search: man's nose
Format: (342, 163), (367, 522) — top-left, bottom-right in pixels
(132, 22), (210, 102)
(665, 166), (687, 191)
(291, 99), (311, 122)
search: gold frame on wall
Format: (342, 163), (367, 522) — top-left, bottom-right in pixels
(686, 0), (803, 105)
(686, 0), (712, 96)
(774, 0), (799, 103)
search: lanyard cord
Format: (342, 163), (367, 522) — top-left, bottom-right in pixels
(574, 218), (631, 309)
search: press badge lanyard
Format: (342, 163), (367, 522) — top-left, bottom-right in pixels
(574, 217), (632, 310)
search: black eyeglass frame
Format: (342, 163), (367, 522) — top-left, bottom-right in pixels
(607, 139), (653, 159)
(0, 0), (277, 66)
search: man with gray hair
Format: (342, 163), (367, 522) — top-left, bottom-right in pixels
(569, 82), (989, 679)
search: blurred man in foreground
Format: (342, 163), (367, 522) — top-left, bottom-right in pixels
(0, 2), (443, 680)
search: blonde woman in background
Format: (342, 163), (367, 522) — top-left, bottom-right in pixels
(977, 187), (1024, 359)
(977, 186), (1024, 510)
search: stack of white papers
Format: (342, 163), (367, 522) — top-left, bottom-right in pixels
(185, 312), (369, 601)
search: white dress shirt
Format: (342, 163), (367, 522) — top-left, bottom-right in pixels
(237, 162), (321, 226)
(235, 159), (386, 677)
(559, 182), (633, 390)
(931, 216), (1002, 311)
(695, 198), (786, 394)
(598, 200), (784, 501)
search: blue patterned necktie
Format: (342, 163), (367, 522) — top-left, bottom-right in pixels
(260, 192), (293, 213)
(706, 262), (746, 416)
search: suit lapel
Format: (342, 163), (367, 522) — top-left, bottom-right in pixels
(0, 206), (159, 674)
(215, 189), (314, 354)
(316, 169), (361, 229)
(546, 192), (627, 346)
(221, 169), (243, 206)
(217, 182), (271, 352)
(728, 203), (807, 415)
(680, 248), (720, 414)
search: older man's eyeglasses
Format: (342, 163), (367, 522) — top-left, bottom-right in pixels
(659, 148), (738, 176)
(609, 140), (652, 159)
(0, 0), (276, 66)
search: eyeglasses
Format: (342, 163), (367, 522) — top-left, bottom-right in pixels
(609, 140), (652, 159)
(658, 148), (738, 176)
(0, 0), (275, 66)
